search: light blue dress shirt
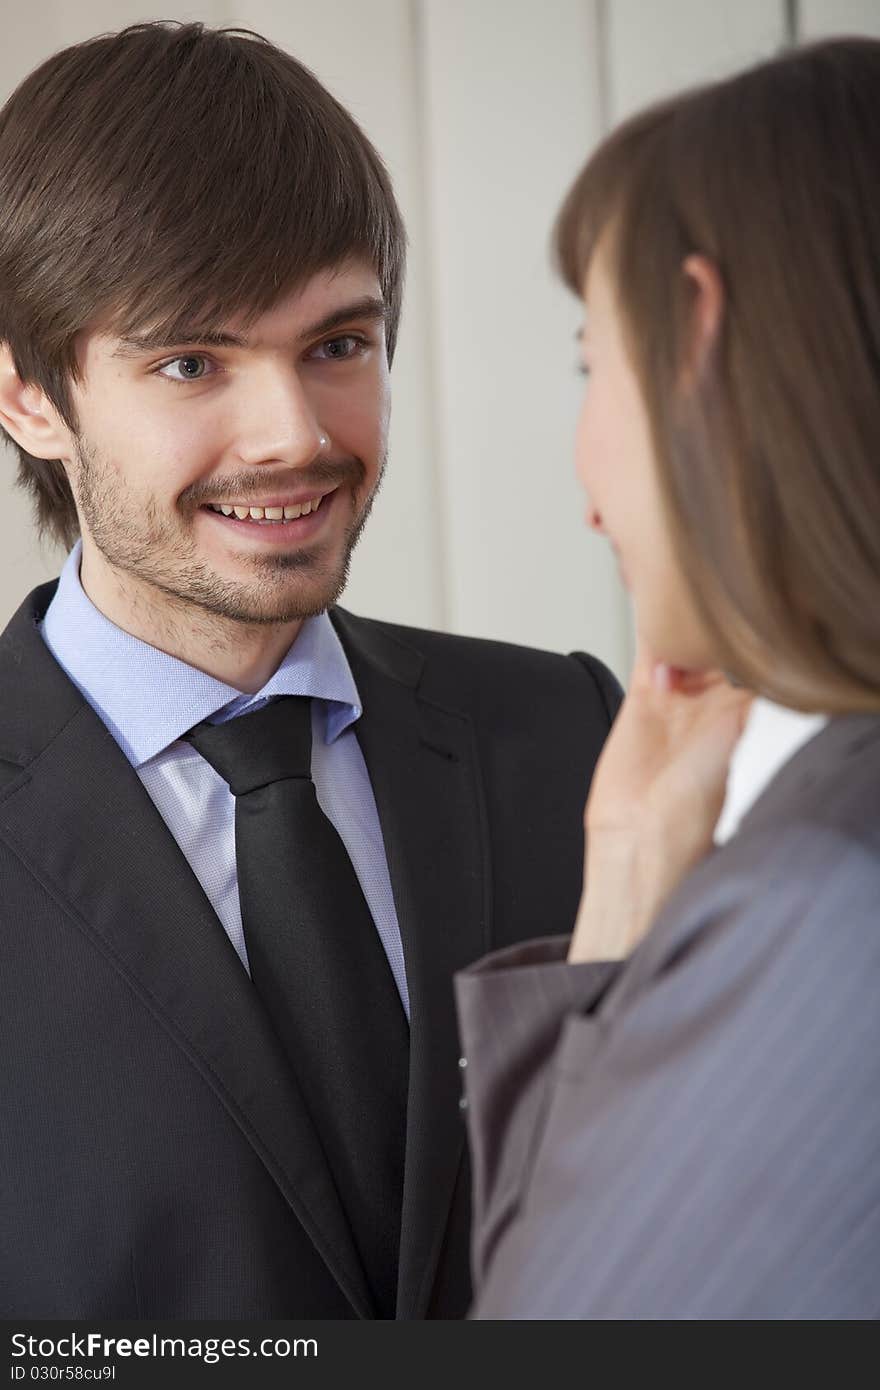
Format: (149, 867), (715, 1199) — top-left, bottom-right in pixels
(41, 542), (410, 1017)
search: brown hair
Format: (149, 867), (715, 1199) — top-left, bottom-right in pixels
(0, 21), (406, 550)
(555, 38), (880, 713)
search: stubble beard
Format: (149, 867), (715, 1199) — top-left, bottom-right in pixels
(72, 436), (384, 628)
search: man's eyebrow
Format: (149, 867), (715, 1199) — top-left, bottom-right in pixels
(303, 295), (388, 339)
(111, 328), (247, 358)
(110, 295), (388, 358)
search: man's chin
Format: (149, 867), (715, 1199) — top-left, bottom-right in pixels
(181, 554), (352, 627)
(212, 595), (338, 627)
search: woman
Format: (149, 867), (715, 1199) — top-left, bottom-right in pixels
(455, 37), (880, 1319)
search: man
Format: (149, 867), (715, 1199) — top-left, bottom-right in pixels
(0, 22), (620, 1319)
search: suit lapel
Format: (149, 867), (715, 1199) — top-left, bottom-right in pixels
(0, 586), (374, 1318)
(333, 608), (491, 1319)
(739, 711), (880, 836)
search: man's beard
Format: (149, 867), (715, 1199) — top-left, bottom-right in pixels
(72, 436), (384, 626)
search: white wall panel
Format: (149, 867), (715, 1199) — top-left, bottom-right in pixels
(799, 0), (880, 37)
(419, 0), (631, 677)
(606, 0), (788, 121)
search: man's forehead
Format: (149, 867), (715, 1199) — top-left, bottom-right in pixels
(246, 259), (384, 331)
(92, 260), (385, 357)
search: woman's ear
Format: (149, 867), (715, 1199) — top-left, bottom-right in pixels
(681, 254), (725, 387)
(0, 343), (73, 461)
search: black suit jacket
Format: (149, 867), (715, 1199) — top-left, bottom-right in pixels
(0, 582), (621, 1318)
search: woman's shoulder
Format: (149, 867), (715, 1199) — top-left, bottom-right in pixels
(675, 708), (880, 924)
(627, 718), (880, 1004)
(734, 709), (880, 853)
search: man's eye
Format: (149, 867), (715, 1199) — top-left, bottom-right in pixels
(157, 355), (213, 381)
(312, 335), (364, 361)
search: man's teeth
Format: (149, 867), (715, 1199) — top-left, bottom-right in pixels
(207, 496), (325, 521)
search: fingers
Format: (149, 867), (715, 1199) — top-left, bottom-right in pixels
(632, 631), (728, 696)
(666, 666), (730, 695)
(629, 634), (659, 692)
(647, 662), (744, 700)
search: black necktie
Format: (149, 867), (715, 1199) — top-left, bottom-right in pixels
(183, 696), (408, 1318)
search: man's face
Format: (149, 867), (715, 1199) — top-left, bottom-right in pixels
(66, 259), (390, 627)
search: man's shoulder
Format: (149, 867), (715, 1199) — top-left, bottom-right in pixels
(332, 606), (623, 726)
(0, 579), (80, 768)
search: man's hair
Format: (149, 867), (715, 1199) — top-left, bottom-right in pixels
(555, 37), (880, 713)
(0, 21), (406, 550)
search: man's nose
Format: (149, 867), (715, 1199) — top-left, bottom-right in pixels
(233, 364), (326, 468)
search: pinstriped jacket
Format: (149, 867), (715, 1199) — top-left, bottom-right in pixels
(455, 712), (880, 1319)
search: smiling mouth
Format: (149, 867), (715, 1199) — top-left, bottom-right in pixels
(196, 485), (341, 530)
(203, 491), (329, 524)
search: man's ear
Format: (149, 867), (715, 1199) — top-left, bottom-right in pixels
(680, 254), (725, 388)
(0, 343), (73, 461)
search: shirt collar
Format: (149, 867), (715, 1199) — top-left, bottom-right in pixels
(40, 542), (361, 768)
(714, 695), (828, 846)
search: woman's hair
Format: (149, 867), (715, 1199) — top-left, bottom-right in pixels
(555, 38), (880, 713)
(0, 22), (406, 550)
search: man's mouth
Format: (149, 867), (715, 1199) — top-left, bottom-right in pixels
(200, 488), (335, 526)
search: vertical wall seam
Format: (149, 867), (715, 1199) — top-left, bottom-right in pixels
(594, 0), (613, 132)
(784, 0), (800, 48)
(408, 0), (453, 632)
(592, 0), (635, 678)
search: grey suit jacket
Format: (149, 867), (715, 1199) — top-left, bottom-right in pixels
(455, 712), (880, 1319)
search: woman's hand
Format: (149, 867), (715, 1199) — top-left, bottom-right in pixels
(569, 643), (752, 963)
